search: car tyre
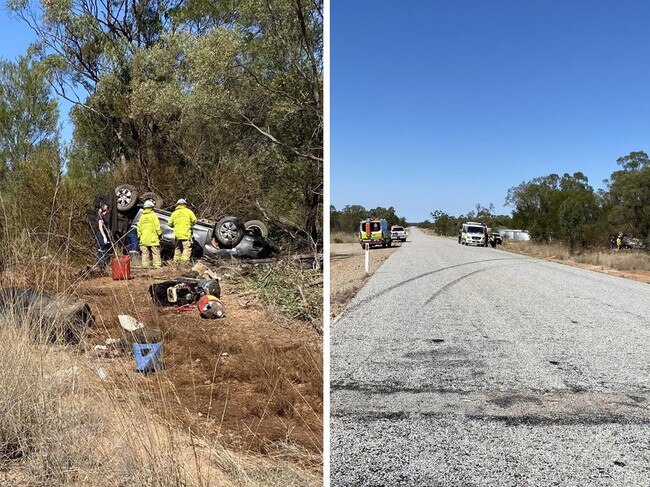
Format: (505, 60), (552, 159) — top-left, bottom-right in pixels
(214, 216), (245, 248)
(140, 191), (164, 209)
(244, 219), (269, 238)
(115, 184), (139, 213)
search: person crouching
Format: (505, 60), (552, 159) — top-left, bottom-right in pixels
(137, 200), (162, 268)
(168, 198), (197, 263)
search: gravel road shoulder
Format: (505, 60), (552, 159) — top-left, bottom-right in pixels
(330, 241), (401, 320)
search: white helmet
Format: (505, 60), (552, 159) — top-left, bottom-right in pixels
(143, 200), (155, 209)
(176, 198), (187, 205)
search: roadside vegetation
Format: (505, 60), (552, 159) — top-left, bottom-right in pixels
(330, 231), (358, 244)
(418, 152), (649, 254)
(0, 0), (323, 254)
(330, 205), (407, 234)
(503, 240), (650, 272)
(231, 261), (323, 331)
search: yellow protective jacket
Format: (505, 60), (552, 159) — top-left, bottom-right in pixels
(137, 209), (162, 246)
(168, 205), (197, 241)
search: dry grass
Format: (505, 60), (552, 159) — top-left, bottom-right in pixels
(0, 321), (320, 486)
(503, 240), (650, 272)
(572, 251), (650, 271)
(330, 231), (357, 244)
(0, 226), (321, 485)
(502, 240), (571, 261)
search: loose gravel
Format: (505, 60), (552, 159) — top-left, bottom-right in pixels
(331, 228), (650, 486)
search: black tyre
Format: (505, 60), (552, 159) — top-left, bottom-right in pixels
(115, 184), (139, 213)
(214, 216), (245, 248)
(140, 191), (164, 209)
(244, 219), (269, 238)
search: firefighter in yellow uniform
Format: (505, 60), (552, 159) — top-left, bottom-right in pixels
(168, 198), (197, 263)
(137, 200), (162, 267)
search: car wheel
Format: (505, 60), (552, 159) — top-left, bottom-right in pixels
(214, 216), (245, 248)
(140, 191), (164, 209)
(244, 219), (269, 238)
(115, 184), (139, 213)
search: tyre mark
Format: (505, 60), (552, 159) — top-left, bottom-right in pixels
(345, 256), (530, 313)
(423, 261), (531, 305)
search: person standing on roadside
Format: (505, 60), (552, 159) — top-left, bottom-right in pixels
(137, 200), (162, 268)
(168, 198), (197, 263)
(95, 202), (111, 269)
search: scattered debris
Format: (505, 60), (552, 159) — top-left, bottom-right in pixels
(133, 340), (164, 374)
(173, 304), (195, 313)
(118, 314), (145, 332)
(94, 337), (127, 357)
(149, 278), (221, 306)
(55, 366), (81, 379)
(191, 262), (219, 280)
(197, 295), (226, 319)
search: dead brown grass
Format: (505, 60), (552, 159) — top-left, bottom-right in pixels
(502, 240), (650, 280)
(330, 231), (357, 244)
(0, 321), (320, 486)
(0, 227), (322, 485)
(330, 242), (399, 320)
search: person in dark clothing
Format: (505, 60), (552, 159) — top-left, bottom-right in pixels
(95, 203), (112, 269)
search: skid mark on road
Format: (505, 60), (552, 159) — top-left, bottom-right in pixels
(346, 256), (530, 313)
(423, 261), (535, 306)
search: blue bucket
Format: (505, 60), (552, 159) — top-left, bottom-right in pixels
(133, 342), (164, 373)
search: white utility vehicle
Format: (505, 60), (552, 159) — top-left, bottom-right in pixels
(460, 222), (486, 246)
(391, 225), (406, 242)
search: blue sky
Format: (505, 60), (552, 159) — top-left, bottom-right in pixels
(0, 9), (75, 142)
(331, 0), (650, 221)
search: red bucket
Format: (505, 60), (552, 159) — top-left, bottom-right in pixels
(111, 255), (131, 280)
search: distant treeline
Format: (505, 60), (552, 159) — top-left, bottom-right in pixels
(419, 151), (649, 251)
(416, 204), (513, 237)
(330, 205), (407, 233)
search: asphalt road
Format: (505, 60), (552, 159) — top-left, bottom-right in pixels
(330, 228), (650, 486)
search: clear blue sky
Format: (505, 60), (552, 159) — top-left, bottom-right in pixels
(0, 8), (74, 142)
(332, 0), (650, 221)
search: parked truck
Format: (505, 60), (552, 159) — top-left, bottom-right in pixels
(359, 218), (392, 249)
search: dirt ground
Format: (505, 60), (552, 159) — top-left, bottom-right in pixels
(568, 263), (650, 283)
(330, 241), (401, 320)
(71, 263), (322, 466)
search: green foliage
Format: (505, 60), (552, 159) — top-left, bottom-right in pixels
(9, 0), (323, 252)
(419, 205), (512, 236)
(0, 55), (58, 176)
(330, 205), (407, 233)
(606, 151), (650, 244)
(506, 172), (599, 247)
